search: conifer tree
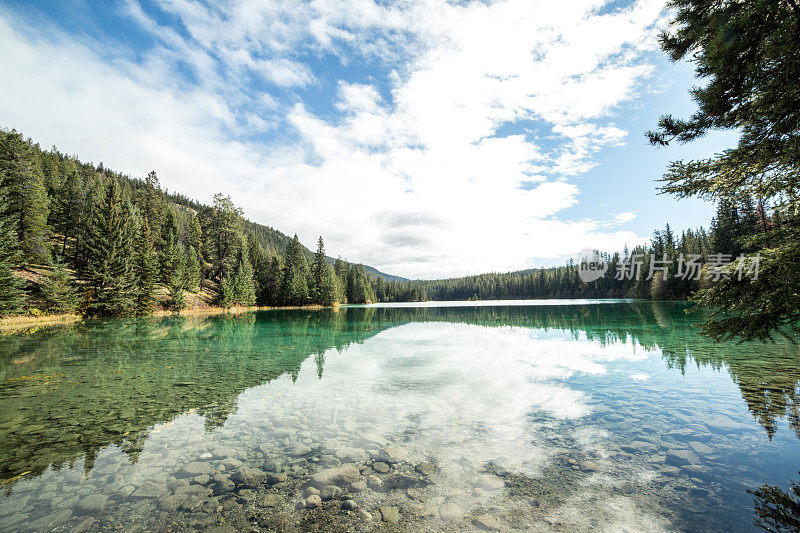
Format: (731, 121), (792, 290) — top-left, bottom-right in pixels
(132, 219), (159, 316)
(0, 130), (51, 264)
(648, 1), (800, 341)
(83, 179), (136, 317)
(346, 264), (375, 304)
(310, 236), (327, 304)
(280, 235), (308, 305)
(218, 274), (236, 308)
(261, 256), (283, 305)
(184, 245), (202, 292)
(50, 166), (83, 256)
(40, 262), (79, 314)
(167, 251), (187, 311)
(141, 170), (167, 248)
(187, 214), (204, 273)
(318, 262), (338, 306)
(0, 187), (25, 314)
(160, 231), (182, 284)
(232, 245), (256, 307)
(208, 194), (243, 280)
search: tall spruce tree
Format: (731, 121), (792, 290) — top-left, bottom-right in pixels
(0, 186), (25, 314)
(83, 179), (136, 317)
(141, 171), (167, 249)
(648, 1), (800, 341)
(261, 256), (283, 305)
(280, 235), (308, 305)
(166, 251), (187, 311)
(310, 236), (327, 304)
(50, 166), (84, 256)
(232, 244), (256, 307)
(184, 245), (202, 292)
(218, 274), (236, 309)
(132, 219), (159, 316)
(0, 130), (51, 264)
(318, 262), (338, 306)
(208, 194), (243, 281)
(40, 262), (79, 314)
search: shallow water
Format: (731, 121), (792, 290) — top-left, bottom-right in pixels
(0, 301), (799, 532)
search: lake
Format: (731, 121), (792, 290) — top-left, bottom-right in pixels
(1, 301), (799, 532)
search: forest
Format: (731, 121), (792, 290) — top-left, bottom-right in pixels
(0, 129), (382, 316)
(0, 127), (769, 318)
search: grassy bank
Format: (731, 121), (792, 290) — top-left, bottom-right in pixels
(0, 303), (340, 334)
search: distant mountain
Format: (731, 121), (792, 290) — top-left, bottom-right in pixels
(238, 219), (407, 282)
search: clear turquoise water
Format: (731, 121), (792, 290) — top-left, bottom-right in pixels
(0, 301), (799, 531)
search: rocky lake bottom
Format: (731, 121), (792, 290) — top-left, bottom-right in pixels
(1, 301), (799, 531)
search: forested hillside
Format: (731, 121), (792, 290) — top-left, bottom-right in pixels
(0, 129), (395, 316)
(0, 128), (774, 318)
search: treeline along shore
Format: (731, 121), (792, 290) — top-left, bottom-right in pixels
(0, 128), (778, 324)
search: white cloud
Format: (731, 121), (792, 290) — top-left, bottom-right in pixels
(0, 0), (667, 278)
(613, 212), (637, 224)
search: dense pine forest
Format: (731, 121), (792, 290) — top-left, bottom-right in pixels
(0, 127), (773, 318)
(0, 129), (391, 316)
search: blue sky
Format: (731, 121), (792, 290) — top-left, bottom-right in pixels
(0, 0), (736, 278)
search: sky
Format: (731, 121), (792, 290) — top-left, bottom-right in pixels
(0, 0), (738, 279)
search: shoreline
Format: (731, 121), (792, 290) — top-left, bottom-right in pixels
(0, 299), (686, 333)
(0, 304), (338, 333)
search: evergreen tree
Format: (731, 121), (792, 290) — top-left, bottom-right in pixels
(318, 262), (338, 306)
(0, 186), (25, 315)
(310, 236), (327, 304)
(710, 199), (741, 256)
(50, 164), (82, 256)
(132, 219), (159, 316)
(141, 170), (167, 248)
(184, 245), (202, 292)
(232, 245), (256, 307)
(83, 179), (136, 317)
(160, 231), (182, 284)
(186, 214), (204, 275)
(0, 130), (51, 264)
(167, 251), (187, 311)
(218, 274), (236, 308)
(648, 0), (800, 341)
(346, 264), (375, 304)
(40, 262), (79, 314)
(261, 256), (283, 305)
(208, 194), (242, 280)
(280, 235), (309, 305)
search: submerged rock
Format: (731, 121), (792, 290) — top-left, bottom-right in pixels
(688, 441), (714, 456)
(235, 467), (266, 488)
(415, 462), (435, 475)
(350, 480), (368, 492)
(341, 499), (358, 511)
(439, 502), (464, 522)
(320, 486), (343, 500)
(473, 515), (502, 531)
(305, 494), (322, 508)
(666, 450), (699, 467)
(76, 494), (107, 513)
(310, 465), (360, 487)
(380, 445), (408, 463)
(475, 474), (505, 491)
(266, 472), (288, 485)
(380, 506), (401, 524)
(335, 447), (366, 463)
(372, 461), (390, 474)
